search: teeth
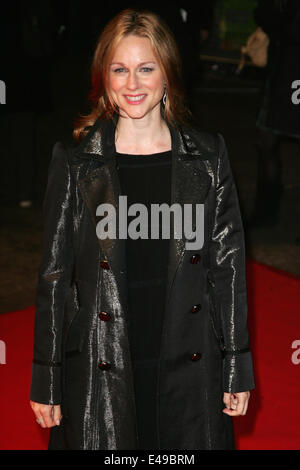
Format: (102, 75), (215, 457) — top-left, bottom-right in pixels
(126, 95), (146, 102)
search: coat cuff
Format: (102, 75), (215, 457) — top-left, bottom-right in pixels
(222, 350), (256, 393)
(29, 361), (62, 404)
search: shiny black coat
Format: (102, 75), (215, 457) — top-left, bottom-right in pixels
(29, 116), (256, 450)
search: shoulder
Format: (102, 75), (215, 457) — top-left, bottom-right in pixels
(51, 134), (78, 166)
(180, 123), (227, 158)
(47, 140), (77, 180)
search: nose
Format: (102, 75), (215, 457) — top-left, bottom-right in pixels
(126, 71), (139, 91)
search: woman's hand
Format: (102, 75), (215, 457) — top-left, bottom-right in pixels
(30, 401), (62, 428)
(222, 391), (250, 416)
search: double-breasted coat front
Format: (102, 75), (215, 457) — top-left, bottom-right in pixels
(29, 115), (256, 450)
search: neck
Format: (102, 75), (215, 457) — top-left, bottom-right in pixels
(115, 109), (171, 154)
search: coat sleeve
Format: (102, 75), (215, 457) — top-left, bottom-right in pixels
(29, 141), (74, 405)
(209, 133), (255, 394)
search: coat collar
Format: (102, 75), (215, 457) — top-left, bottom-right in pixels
(74, 114), (212, 308)
(74, 113), (210, 161)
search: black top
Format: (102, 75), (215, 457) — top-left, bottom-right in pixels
(116, 150), (172, 364)
(116, 149), (172, 449)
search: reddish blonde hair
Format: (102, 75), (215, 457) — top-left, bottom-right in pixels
(73, 8), (192, 142)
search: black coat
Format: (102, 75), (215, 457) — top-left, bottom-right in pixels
(29, 116), (256, 450)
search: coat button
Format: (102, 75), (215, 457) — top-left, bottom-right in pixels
(98, 361), (111, 370)
(190, 254), (201, 264)
(116, 164), (120, 170)
(98, 311), (111, 321)
(191, 304), (201, 313)
(100, 259), (110, 270)
(190, 352), (202, 361)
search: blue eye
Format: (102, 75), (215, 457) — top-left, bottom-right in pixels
(141, 67), (154, 72)
(113, 68), (126, 73)
(112, 66), (154, 73)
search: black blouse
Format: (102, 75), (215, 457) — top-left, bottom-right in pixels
(115, 149), (172, 449)
(116, 150), (172, 362)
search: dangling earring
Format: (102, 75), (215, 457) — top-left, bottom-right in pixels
(162, 87), (167, 106)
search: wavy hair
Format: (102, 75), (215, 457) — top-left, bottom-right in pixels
(73, 8), (192, 142)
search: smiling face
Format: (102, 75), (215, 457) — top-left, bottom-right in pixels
(108, 35), (165, 121)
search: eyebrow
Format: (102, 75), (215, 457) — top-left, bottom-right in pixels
(110, 61), (157, 66)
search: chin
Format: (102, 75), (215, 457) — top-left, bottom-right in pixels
(121, 103), (162, 120)
(121, 107), (150, 120)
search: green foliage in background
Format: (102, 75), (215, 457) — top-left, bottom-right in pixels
(220, 0), (258, 50)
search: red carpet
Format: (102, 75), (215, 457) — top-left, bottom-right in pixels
(0, 258), (300, 450)
(0, 304), (50, 450)
(234, 259), (300, 450)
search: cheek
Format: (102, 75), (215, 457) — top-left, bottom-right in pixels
(108, 75), (123, 93)
(145, 75), (164, 94)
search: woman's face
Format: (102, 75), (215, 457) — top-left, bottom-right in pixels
(108, 35), (165, 120)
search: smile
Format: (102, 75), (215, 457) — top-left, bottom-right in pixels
(124, 94), (146, 104)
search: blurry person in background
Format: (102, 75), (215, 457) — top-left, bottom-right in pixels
(247, 0), (300, 230)
(196, 0), (217, 45)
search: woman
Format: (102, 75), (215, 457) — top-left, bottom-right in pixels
(247, 0), (300, 229)
(29, 8), (255, 450)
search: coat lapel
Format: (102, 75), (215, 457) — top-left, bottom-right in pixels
(164, 122), (212, 307)
(73, 115), (212, 307)
(73, 117), (126, 274)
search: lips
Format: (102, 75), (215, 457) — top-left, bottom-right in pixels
(124, 94), (146, 104)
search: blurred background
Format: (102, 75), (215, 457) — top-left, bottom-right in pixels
(0, 0), (300, 313)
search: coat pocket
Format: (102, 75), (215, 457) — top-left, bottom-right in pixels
(64, 321), (85, 357)
(63, 281), (85, 357)
(208, 283), (225, 354)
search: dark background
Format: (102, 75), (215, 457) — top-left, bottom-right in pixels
(0, 1), (300, 312)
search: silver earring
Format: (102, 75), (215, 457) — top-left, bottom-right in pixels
(162, 89), (167, 106)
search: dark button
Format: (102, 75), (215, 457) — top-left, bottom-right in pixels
(100, 259), (110, 270)
(98, 361), (111, 370)
(190, 352), (202, 361)
(116, 164), (120, 170)
(191, 304), (201, 313)
(98, 311), (111, 321)
(190, 254), (201, 264)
